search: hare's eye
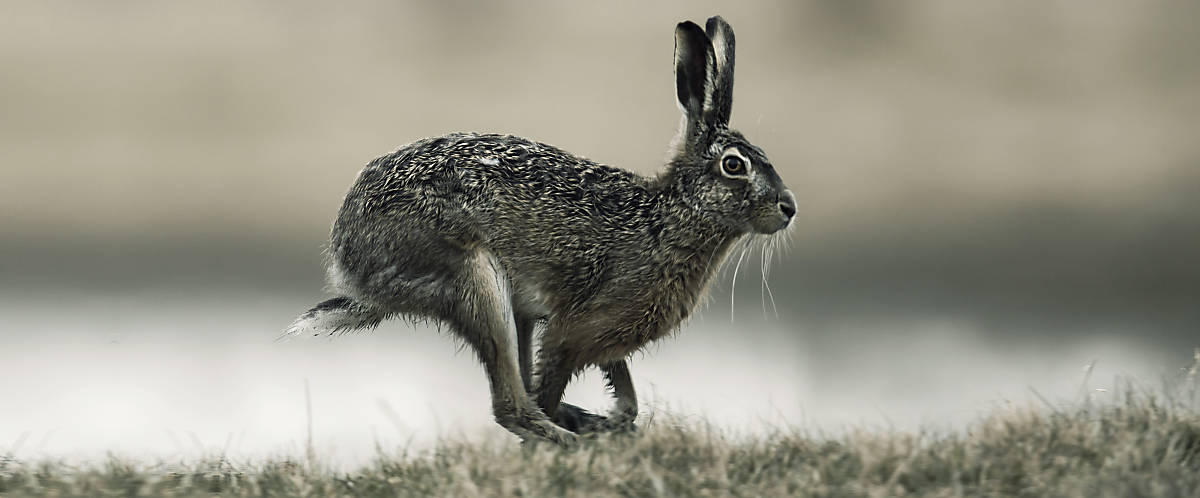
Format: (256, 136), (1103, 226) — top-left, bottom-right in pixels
(721, 156), (746, 176)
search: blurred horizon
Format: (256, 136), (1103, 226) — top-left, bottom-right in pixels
(2, 0), (1198, 464)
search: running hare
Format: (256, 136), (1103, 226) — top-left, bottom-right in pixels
(287, 16), (794, 446)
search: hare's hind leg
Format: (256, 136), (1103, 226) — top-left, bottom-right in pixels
(455, 251), (577, 447)
(515, 314), (537, 392)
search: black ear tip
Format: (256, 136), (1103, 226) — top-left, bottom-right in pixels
(676, 20), (706, 36)
(705, 16), (733, 34)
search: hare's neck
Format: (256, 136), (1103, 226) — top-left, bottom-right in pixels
(649, 193), (744, 316)
(634, 222), (740, 342)
(666, 228), (741, 291)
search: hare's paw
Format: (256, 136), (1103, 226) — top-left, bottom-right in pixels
(520, 418), (579, 449)
(502, 402), (579, 448)
(553, 402), (639, 434)
(598, 410), (638, 434)
(554, 402), (609, 434)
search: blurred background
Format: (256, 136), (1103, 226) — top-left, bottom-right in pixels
(2, 1), (1198, 465)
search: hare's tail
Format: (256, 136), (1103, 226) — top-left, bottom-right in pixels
(282, 296), (386, 338)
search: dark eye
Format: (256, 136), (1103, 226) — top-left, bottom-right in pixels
(721, 156), (746, 175)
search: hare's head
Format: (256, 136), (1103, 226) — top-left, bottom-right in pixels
(667, 16), (795, 235)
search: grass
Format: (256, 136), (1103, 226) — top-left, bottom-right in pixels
(2, 364), (1198, 497)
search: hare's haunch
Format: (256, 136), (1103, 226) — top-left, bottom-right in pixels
(287, 16), (794, 446)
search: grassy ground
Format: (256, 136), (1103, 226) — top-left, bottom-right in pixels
(2, 382), (1198, 497)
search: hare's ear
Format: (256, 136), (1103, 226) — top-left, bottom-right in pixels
(674, 21), (717, 142)
(705, 16), (735, 127)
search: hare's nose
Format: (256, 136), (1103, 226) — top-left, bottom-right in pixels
(777, 191), (797, 219)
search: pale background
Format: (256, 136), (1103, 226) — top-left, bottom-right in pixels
(2, 1), (1198, 465)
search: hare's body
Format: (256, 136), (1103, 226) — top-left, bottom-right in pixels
(332, 133), (739, 363)
(289, 17), (794, 445)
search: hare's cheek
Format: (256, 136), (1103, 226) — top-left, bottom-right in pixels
(750, 174), (775, 198)
(697, 182), (730, 203)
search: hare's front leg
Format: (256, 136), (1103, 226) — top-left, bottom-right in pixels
(563, 361), (638, 433)
(515, 319), (601, 433)
(598, 360), (638, 432)
(456, 253), (577, 447)
(532, 342), (575, 426)
(532, 331), (636, 434)
(536, 360), (637, 434)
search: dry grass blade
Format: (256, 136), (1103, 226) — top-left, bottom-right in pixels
(0, 385), (1197, 497)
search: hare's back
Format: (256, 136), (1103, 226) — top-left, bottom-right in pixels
(330, 133), (655, 298)
(346, 132), (650, 224)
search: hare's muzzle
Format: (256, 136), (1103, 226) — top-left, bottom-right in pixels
(778, 190), (797, 221)
(773, 190), (797, 230)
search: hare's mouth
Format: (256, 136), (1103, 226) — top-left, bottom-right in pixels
(774, 217), (794, 232)
(750, 215), (791, 234)
(750, 190), (795, 234)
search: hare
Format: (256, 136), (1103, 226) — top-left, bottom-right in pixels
(286, 16), (794, 446)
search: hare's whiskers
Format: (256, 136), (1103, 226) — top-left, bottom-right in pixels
(763, 236), (779, 317)
(730, 238), (752, 322)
